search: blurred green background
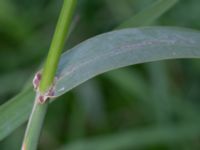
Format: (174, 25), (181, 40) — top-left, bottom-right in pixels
(0, 0), (200, 149)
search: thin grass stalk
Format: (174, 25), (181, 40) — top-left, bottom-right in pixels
(21, 0), (77, 149)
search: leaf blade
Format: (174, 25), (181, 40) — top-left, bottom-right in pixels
(53, 27), (200, 97)
(0, 87), (34, 141)
(118, 0), (178, 28)
(59, 121), (200, 150)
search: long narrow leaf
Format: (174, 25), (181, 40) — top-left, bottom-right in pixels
(118, 0), (178, 28)
(59, 121), (200, 150)
(53, 27), (200, 97)
(0, 87), (34, 141)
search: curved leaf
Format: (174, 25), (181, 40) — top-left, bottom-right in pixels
(53, 27), (200, 97)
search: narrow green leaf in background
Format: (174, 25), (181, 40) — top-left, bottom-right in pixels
(59, 121), (200, 150)
(0, 87), (34, 141)
(118, 0), (178, 28)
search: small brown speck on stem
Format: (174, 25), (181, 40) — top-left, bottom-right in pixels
(22, 144), (26, 150)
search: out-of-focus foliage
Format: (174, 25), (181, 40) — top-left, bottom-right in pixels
(0, 0), (200, 150)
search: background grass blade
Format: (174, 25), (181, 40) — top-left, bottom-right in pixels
(117, 0), (178, 29)
(53, 27), (200, 97)
(0, 87), (34, 141)
(59, 121), (200, 150)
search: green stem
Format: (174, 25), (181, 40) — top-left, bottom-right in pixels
(21, 0), (77, 150)
(40, 0), (77, 92)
